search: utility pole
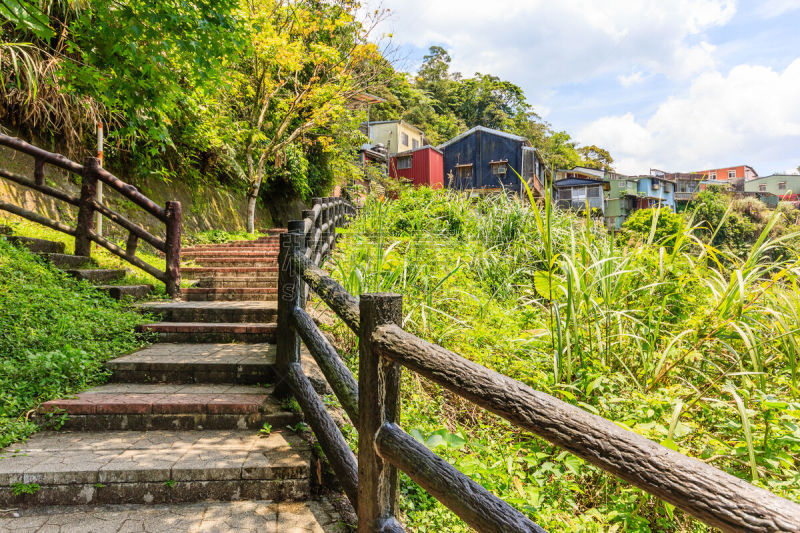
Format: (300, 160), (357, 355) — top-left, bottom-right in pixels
(96, 121), (103, 237)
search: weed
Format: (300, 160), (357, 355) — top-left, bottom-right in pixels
(259, 422), (272, 437)
(10, 482), (39, 496)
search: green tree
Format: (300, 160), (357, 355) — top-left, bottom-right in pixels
(219, 0), (384, 232)
(578, 144), (614, 171)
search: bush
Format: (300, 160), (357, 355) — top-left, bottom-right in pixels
(621, 206), (684, 247)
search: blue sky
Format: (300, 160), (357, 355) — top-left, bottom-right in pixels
(372, 0), (800, 175)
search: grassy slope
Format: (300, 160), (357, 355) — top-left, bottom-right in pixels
(0, 238), (152, 447)
(324, 187), (800, 533)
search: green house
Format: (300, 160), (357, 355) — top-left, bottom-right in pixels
(743, 174), (800, 207)
(604, 176), (639, 229)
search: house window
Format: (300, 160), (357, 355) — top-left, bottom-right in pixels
(455, 164), (473, 179)
(396, 156), (412, 170)
(490, 161), (508, 176)
(728, 169), (736, 179)
(559, 188), (571, 200)
(572, 187), (587, 200)
(779, 181), (787, 190)
(759, 184), (767, 192)
(412, 139), (420, 149)
(652, 181), (660, 190)
(664, 183), (672, 193)
(710, 172), (716, 180)
(401, 132), (409, 147)
(587, 186), (601, 198)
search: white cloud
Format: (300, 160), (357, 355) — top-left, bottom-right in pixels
(376, 0), (736, 87)
(756, 0), (800, 18)
(618, 71), (646, 87)
(578, 59), (800, 174)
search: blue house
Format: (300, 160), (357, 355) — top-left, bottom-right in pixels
(438, 126), (548, 198)
(634, 175), (676, 211)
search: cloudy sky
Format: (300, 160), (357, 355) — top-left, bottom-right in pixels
(372, 0), (800, 175)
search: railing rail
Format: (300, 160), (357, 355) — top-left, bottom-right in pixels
(277, 202), (800, 531)
(0, 134), (181, 296)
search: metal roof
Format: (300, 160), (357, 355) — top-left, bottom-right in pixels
(362, 120), (425, 135)
(554, 177), (604, 187)
(393, 145), (443, 157)
(437, 126), (531, 149)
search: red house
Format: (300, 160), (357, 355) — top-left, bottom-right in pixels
(389, 146), (444, 189)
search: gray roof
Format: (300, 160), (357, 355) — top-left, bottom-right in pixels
(394, 145), (443, 157)
(437, 126), (531, 150)
(555, 177), (604, 187)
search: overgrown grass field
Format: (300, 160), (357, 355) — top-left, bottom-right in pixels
(323, 186), (800, 532)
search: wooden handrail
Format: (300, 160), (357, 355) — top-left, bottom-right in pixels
(275, 196), (800, 532)
(0, 134), (181, 296)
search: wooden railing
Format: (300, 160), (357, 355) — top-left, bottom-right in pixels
(0, 134), (181, 296)
(301, 196), (357, 266)
(275, 218), (800, 532)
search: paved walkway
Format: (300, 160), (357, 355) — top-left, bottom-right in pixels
(0, 500), (340, 532)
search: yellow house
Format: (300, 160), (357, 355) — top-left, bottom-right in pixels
(364, 120), (425, 155)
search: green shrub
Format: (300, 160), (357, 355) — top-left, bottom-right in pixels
(622, 206), (684, 247)
(0, 239), (150, 446)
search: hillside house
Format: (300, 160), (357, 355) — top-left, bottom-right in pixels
(389, 146), (444, 189)
(635, 175), (676, 210)
(605, 177), (639, 228)
(554, 177), (606, 214)
(363, 120), (425, 155)
(744, 174), (800, 207)
(695, 165), (758, 181)
(439, 126), (548, 198)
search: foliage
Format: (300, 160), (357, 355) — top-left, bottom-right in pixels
(0, 238), (150, 447)
(324, 186), (800, 532)
(622, 207), (685, 248)
(371, 45), (613, 171)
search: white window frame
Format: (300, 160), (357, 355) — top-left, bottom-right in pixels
(710, 172), (716, 180)
(779, 181), (787, 190)
(401, 132), (409, 147)
(728, 169), (736, 179)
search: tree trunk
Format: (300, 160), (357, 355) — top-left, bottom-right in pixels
(246, 192), (258, 234)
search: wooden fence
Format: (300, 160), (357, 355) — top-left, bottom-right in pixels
(276, 216), (800, 532)
(0, 135), (182, 296)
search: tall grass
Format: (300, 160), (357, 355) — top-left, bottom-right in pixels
(327, 184), (800, 531)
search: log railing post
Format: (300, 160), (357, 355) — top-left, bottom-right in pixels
(358, 293), (404, 532)
(164, 200), (182, 298)
(276, 220), (305, 397)
(75, 157), (100, 257)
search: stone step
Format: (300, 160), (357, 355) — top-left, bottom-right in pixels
(8, 236), (65, 254)
(188, 257), (279, 268)
(107, 343), (277, 384)
(0, 500), (342, 531)
(39, 383), (299, 431)
(190, 276), (278, 288)
(104, 344), (329, 393)
(182, 287), (278, 302)
(182, 245), (280, 253)
(139, 323), (277, 343)
(182, 250), (280, 258)
(139, 301), (278, 323)
(96, 284), (154, 300)
(65, 268), (126, 283)
(38, 253), (94, 268)
(181, 267), (279, 280)
(0, 430), (310, 507)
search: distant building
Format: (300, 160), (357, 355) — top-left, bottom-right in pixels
(389, 146), (444, 189)
(554, 166), (605, 182)
(695, 165), (758, 181)
(554, 177), (606, 214)
(604, 176), (639, 228)
(438, 126), (549, 198)
(362, 120), (425, 155)
(634, 174), (676, 210)
(744, 174), (800, 207)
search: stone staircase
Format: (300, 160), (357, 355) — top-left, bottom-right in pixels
(0, 228), (343, 531)
(2, 228), (153, 300)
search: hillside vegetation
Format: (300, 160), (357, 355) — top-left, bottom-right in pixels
(1, 1), (610, 228)
(0, 239), (150, 447)
(325, 187), (800, 532)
